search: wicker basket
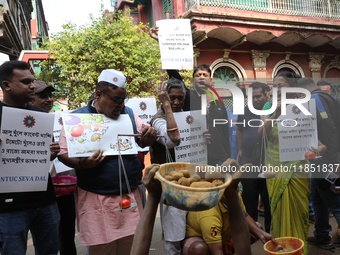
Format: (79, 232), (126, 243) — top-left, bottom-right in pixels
(155, 162), (232, 211)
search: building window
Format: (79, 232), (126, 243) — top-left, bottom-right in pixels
(210, 59), (247, 108)
(213, 66), (239, 85)
(213, 66), (239, 108)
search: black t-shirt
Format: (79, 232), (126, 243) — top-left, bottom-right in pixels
(0, 102), (56, 212)
(190, 91), (230, 165)
(237, 107), (261, 165)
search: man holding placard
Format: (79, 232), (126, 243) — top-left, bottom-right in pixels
(150, 78), (188, 255)
(0, 60), (60, 254)
(58, 69), (157, 255)
(189, 64), (231, 165)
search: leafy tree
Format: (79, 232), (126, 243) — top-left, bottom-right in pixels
(38, 10), (165, 109)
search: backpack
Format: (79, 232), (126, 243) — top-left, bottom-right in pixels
(312, 91), (340, 152)
(311, 91), (340, 185)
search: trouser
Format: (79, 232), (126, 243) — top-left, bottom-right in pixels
(164, 240), (182, 255)
(309, 177), (316, 216)
(88, 235), (134, 255)
(0, 202), (60, 255)
(313, 178), (340, 238)
(241, 178), (271, 232)
(57, 194), (76, 255)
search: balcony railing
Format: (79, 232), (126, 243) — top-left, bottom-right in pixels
(185, 0), (340, 19)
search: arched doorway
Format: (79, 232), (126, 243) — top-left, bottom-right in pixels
(272, 60), (304, 81)
(210, 59), (247, 108)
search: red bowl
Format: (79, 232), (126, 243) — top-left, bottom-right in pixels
(52, 176), (77, 196)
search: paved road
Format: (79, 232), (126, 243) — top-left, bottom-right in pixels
(27, 210), (340, 255)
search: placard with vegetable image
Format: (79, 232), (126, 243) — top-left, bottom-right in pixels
(62, 113), (137, 157)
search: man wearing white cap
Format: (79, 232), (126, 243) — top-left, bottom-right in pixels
(58, 69), (157, 255)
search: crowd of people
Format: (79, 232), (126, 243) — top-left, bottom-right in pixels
(0, 55), (340, 255)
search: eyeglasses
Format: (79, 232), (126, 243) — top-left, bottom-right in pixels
(100, 91), (128, 105)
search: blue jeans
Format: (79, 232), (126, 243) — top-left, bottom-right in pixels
(309, 179), (315, 216)
(313, 179), (340, 239)
(0, 202), (60, 255)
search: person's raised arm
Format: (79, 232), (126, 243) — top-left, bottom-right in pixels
(130, 164), (161, 255)
(156, 81), (181, 146)
(222, 159), (252, 255)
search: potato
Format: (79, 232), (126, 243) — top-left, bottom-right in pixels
(164, 175), (173, 181)
(190, 181), (213, 188)
(179, 170), (190, 178)
(169, 171), (177, 177)
(171, 172), (184, 181)
(189, 174), (201, 184)
(178, 177), (190, 186)
(168, 171), (183, 181)
(205, 171), (225, 182)
(212, 179), (224, 186)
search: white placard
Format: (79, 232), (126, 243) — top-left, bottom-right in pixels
(52, 111), (74, 173)
(62, 113), (137, 157)
(126, 97), (157, 152)
(0, 107), (54, 193)
(156, 19), (194, 70)
(173, 110), (207, 163)
(125, 97), (157, 123)
(278, 100), (318, 162)
(53, 110), (71, 142)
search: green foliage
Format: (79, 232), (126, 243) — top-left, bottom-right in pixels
(38, 10), (166, 109)
(178, 70), (194, 89)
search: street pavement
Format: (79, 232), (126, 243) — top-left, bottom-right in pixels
(27, 210), (340, 254)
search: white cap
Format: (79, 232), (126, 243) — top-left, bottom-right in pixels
(98, 69), (126, 88)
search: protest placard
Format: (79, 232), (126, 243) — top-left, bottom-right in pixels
(156, 19), (193, 70)
(62, 113), (137, 157)
(0, 107), (54, 193)
(278, 99), (318, 162)
(126, 97), (157, 152)
(52, 110), (73, 173)
(173, 110), (207, 164)
(125, 97), (157, 123)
